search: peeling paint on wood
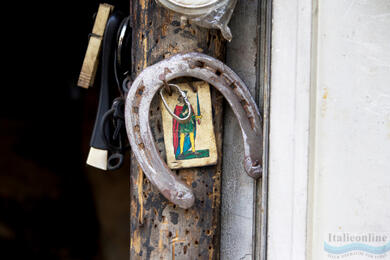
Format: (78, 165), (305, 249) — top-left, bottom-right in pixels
(129, 0), (226, 259)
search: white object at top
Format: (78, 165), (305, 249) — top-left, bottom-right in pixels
(158, 0), (223, 16)
(157, 0), (236, 41)
(169, 0), (219, 8)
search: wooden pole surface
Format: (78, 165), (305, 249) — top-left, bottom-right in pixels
(129, 1), (226, 259)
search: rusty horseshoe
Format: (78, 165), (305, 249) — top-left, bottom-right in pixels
(125, 52), (263, 209)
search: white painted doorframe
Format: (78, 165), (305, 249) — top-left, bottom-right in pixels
(267, 0), (314, 259)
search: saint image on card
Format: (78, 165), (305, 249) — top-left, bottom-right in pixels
(161, 82), (218, 169)
(172, 89), (208, 160)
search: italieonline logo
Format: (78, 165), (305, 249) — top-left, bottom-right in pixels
(324, 232), (390, 259)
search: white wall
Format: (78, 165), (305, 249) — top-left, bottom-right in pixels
(268, 0), (390, 259)
(309, 0), (390, 259)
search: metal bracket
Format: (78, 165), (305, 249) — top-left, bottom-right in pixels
(125, 52), (263, 209)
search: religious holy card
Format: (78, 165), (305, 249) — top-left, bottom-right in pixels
(161, 81), (218, 169)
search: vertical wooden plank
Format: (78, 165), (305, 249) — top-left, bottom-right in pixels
(220, 1), (259, 259)
(129, 1), (226, 259)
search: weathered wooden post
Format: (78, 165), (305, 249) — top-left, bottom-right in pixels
(129, 1), (226, 259)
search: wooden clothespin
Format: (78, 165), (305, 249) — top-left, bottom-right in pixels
(77, 3), (114, 89)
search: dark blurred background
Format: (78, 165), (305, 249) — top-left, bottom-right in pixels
(1, 1), (130, 259)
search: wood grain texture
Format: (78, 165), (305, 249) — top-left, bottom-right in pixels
(129, 1), (226, 259)
(77, 3), (114, 89)
(92, 3), (114, 36)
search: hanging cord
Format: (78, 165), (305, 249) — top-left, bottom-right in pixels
(100, 14), (132, 171)
(101, 97), (127, 170)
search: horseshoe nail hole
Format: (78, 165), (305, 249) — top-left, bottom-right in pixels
(240, 99), (249, 107)
(154, 224), (158, 228)
(173, 204), (177, 209)
(195, 240), (199, 245)
(206, 230), (211, 235)
(185, 229), (190, 235)
(248, 116), (255, 129)
(168, 231), (172, 238)
(193, 60), (204, 68)
(183, 245), (188, 254)
(209, 245), (213, 250)
(215, 70), (222, 76)
(136, 86), (145, 96)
